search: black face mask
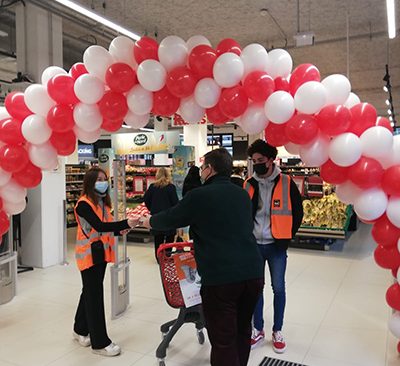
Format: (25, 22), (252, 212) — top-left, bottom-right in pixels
(254, 162), (269, 175)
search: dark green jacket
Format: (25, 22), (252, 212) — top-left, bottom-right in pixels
(150, 175), (264, 286)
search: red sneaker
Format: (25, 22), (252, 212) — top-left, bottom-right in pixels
(272, 331), (286, 353)
(250, 328), (265, 349)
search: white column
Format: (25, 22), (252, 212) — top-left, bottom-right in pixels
(183, 124), (208, 166)
(153, 117), (169, 166)
(16, 3), (66, 268)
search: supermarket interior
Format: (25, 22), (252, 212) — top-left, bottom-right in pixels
(0, 1), (399, 366)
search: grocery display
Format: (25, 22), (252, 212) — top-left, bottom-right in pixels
(65, 164), (88, 227)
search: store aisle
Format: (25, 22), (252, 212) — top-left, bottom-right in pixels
(0, 224), (397, 366)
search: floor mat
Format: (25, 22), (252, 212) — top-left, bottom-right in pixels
(259, 357), (308, 366)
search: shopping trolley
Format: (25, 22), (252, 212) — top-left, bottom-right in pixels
(156, 242), (205, 366)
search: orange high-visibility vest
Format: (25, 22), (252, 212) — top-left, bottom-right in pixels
(74, 195), (115, 271)
(244, 174), (293, 239)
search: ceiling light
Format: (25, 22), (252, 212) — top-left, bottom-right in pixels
(140, 128), (154, 132)
(389, 116), (393, 121)
(383, 85), (389, 92)
(388, 109), (393, 115)
(387, 0), (397, 39)
(0, 30), (8, 37)
(54, 0), (140, 40)
(293, 31), (315, 47)
(386, 99), (391, 106)
(391, 122), (395, 127)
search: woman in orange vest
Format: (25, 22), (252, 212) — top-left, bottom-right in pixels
(244, 140), (303, 354)
(73, 167), (138, 357)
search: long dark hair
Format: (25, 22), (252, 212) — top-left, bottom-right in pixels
(82, 167), (112, 208)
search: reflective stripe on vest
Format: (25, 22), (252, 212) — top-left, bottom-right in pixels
(270, 175), (293, 239)
(243, 180), (255, 198)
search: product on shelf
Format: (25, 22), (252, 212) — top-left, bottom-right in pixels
(65, 164), (88, 227)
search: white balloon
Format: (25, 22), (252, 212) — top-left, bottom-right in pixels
(389, 311), (400, 339)
(73, 126), (101, 144)
(344, 92), (360, 109)
(386, 196), (400, 229)
(299, 134), (330, 166)
(381, 134), (400, 168)
(41, 66), (67, 86)
(265, 49), (293, 78)
(109, 36), (137, 68)
(186, 35), (211, 53)
(126, 85), (153, 115)
(158, 35), (188, 72)
(29, 143), (58, 170)
(354, 188), (388, 221)
(73, 103), (103, 132)
(329, 133), (362, 167)
(83, 45), (114, 81)
(264, 91), (295, 124)
(238, 104), (269, 134)
(336, 181), (362, 204)
(21, 115), (52, 145)
(194, 78), (221, 108)
(294, 81), (327, 114)
(321, 74), (351, 105)
(2, 199), (26, 215)
(0, 106), (10, 120)
(284, 142), (301, 155)
(213, 52), (244, 88)
(240, 43), (270, 77)
(179, 97), (205, 124)
(360, 126), (393, 160)
(137, 60), (166, 92)
(74, 74), (105, 104)
(0, 181), (27, 204)
(0, 168), (11, 187)
(24, 84), (56, 117)
(124, 111), (149, 129)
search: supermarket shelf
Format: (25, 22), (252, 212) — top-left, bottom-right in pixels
(67, 222), (77, 228)
(66, 180), (83, 184)
(66, 173), (85, 175)
(296, 226), (346, 240)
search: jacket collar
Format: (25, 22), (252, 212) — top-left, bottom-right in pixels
(203, 174), (230, 186)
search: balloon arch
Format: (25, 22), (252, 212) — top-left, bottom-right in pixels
(0, 34), (400, 348)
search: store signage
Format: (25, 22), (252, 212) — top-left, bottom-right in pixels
(133, 134), (148, 146)
(77, 144), (94, 158)
(171, 113), (207, 127)
(99, 154), (109, 163)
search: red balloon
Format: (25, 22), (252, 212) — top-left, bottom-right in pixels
(274, 77), (290, 92)
(285, 114), (319, 145)
(0, 145), (29, 173)
(0, 198), (2, 211)
(152, 87), (180, 117)
(105, 63), (137, 93)
(0, 118), (24, 145)
(47, 105), (75, 133)
(398, 341), (400, 354)
(289, 64), (320, 95)
(243, 71), (275, 103)
(101, 118), (123, 132)
(372, 215), (400, 248)
(348, 157), (384, 189)
(166, 66), (197, 98)
(50, 131), (76, 156)
(188, 45), (217, 79)
(0, 210), (9, 237)
(392, 267), (399, 279)
(382, 165), (400, 196)
(69, 63), (88, 80)
(216, 38), (241, 56)
(134, 36), (159, 64)
(47, 74), (79, 105)
(98, 91), (128, 121)
(320, 160), (349, 184)
(317, 105), (351, 136)
(347, 103), (377, 136)
(264, 122), (289, 147)
(386, 283), (400, 311)
(206, 104), (229, 125)
(5, 92), (32, 121)
(376, 116), (393, 132)
(375, 246), (400, 270)
(219, 86), (248, 119)
(12, 162), (42, 188)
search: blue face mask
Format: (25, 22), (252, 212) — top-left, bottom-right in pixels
(95, 181), (108, 194)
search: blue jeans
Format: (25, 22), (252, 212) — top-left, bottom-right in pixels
(253, 243), (287, 332)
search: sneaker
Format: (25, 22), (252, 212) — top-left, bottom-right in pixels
(272, 331), (286, 353)
(73, 331), (91, 347)
(92, 342), (121, 357)
(250, 328), (265, 349)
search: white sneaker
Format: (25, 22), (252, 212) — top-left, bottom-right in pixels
(92, 342), (121, 357)
(73, 331), (91, 347)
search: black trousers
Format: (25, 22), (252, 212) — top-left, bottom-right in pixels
(154, 233), (175, 260)
(73, 262), (111, 349)
(200, 278), (264, 366)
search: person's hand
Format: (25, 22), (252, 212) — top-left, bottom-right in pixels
(127, 215), (140, 228)
(141, 215), (152, 229)
(120, 229), (130, 236)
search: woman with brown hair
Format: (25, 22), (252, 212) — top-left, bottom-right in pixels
(144, 167), (179, 260)
(73, 167), (138, 357)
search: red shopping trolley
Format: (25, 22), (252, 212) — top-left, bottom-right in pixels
(155, 242), (205, 366)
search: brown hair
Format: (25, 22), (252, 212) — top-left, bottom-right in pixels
(203, 148), (232, 177)
(82, 167), (112, 208)
(154, 167), (172, 188)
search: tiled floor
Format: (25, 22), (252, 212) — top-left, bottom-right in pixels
(0, 223), (398, 366)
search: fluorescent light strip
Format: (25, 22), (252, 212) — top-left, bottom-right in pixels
(54, 0), (140, 40)
(387, 0), (396, 39)
(140, 128), (154, 132)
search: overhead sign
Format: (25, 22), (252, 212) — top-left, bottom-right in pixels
(77, 144), (94, 158)
(171, 113), (207, 127)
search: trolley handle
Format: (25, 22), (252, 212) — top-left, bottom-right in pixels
(157, 241), (193, 257)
